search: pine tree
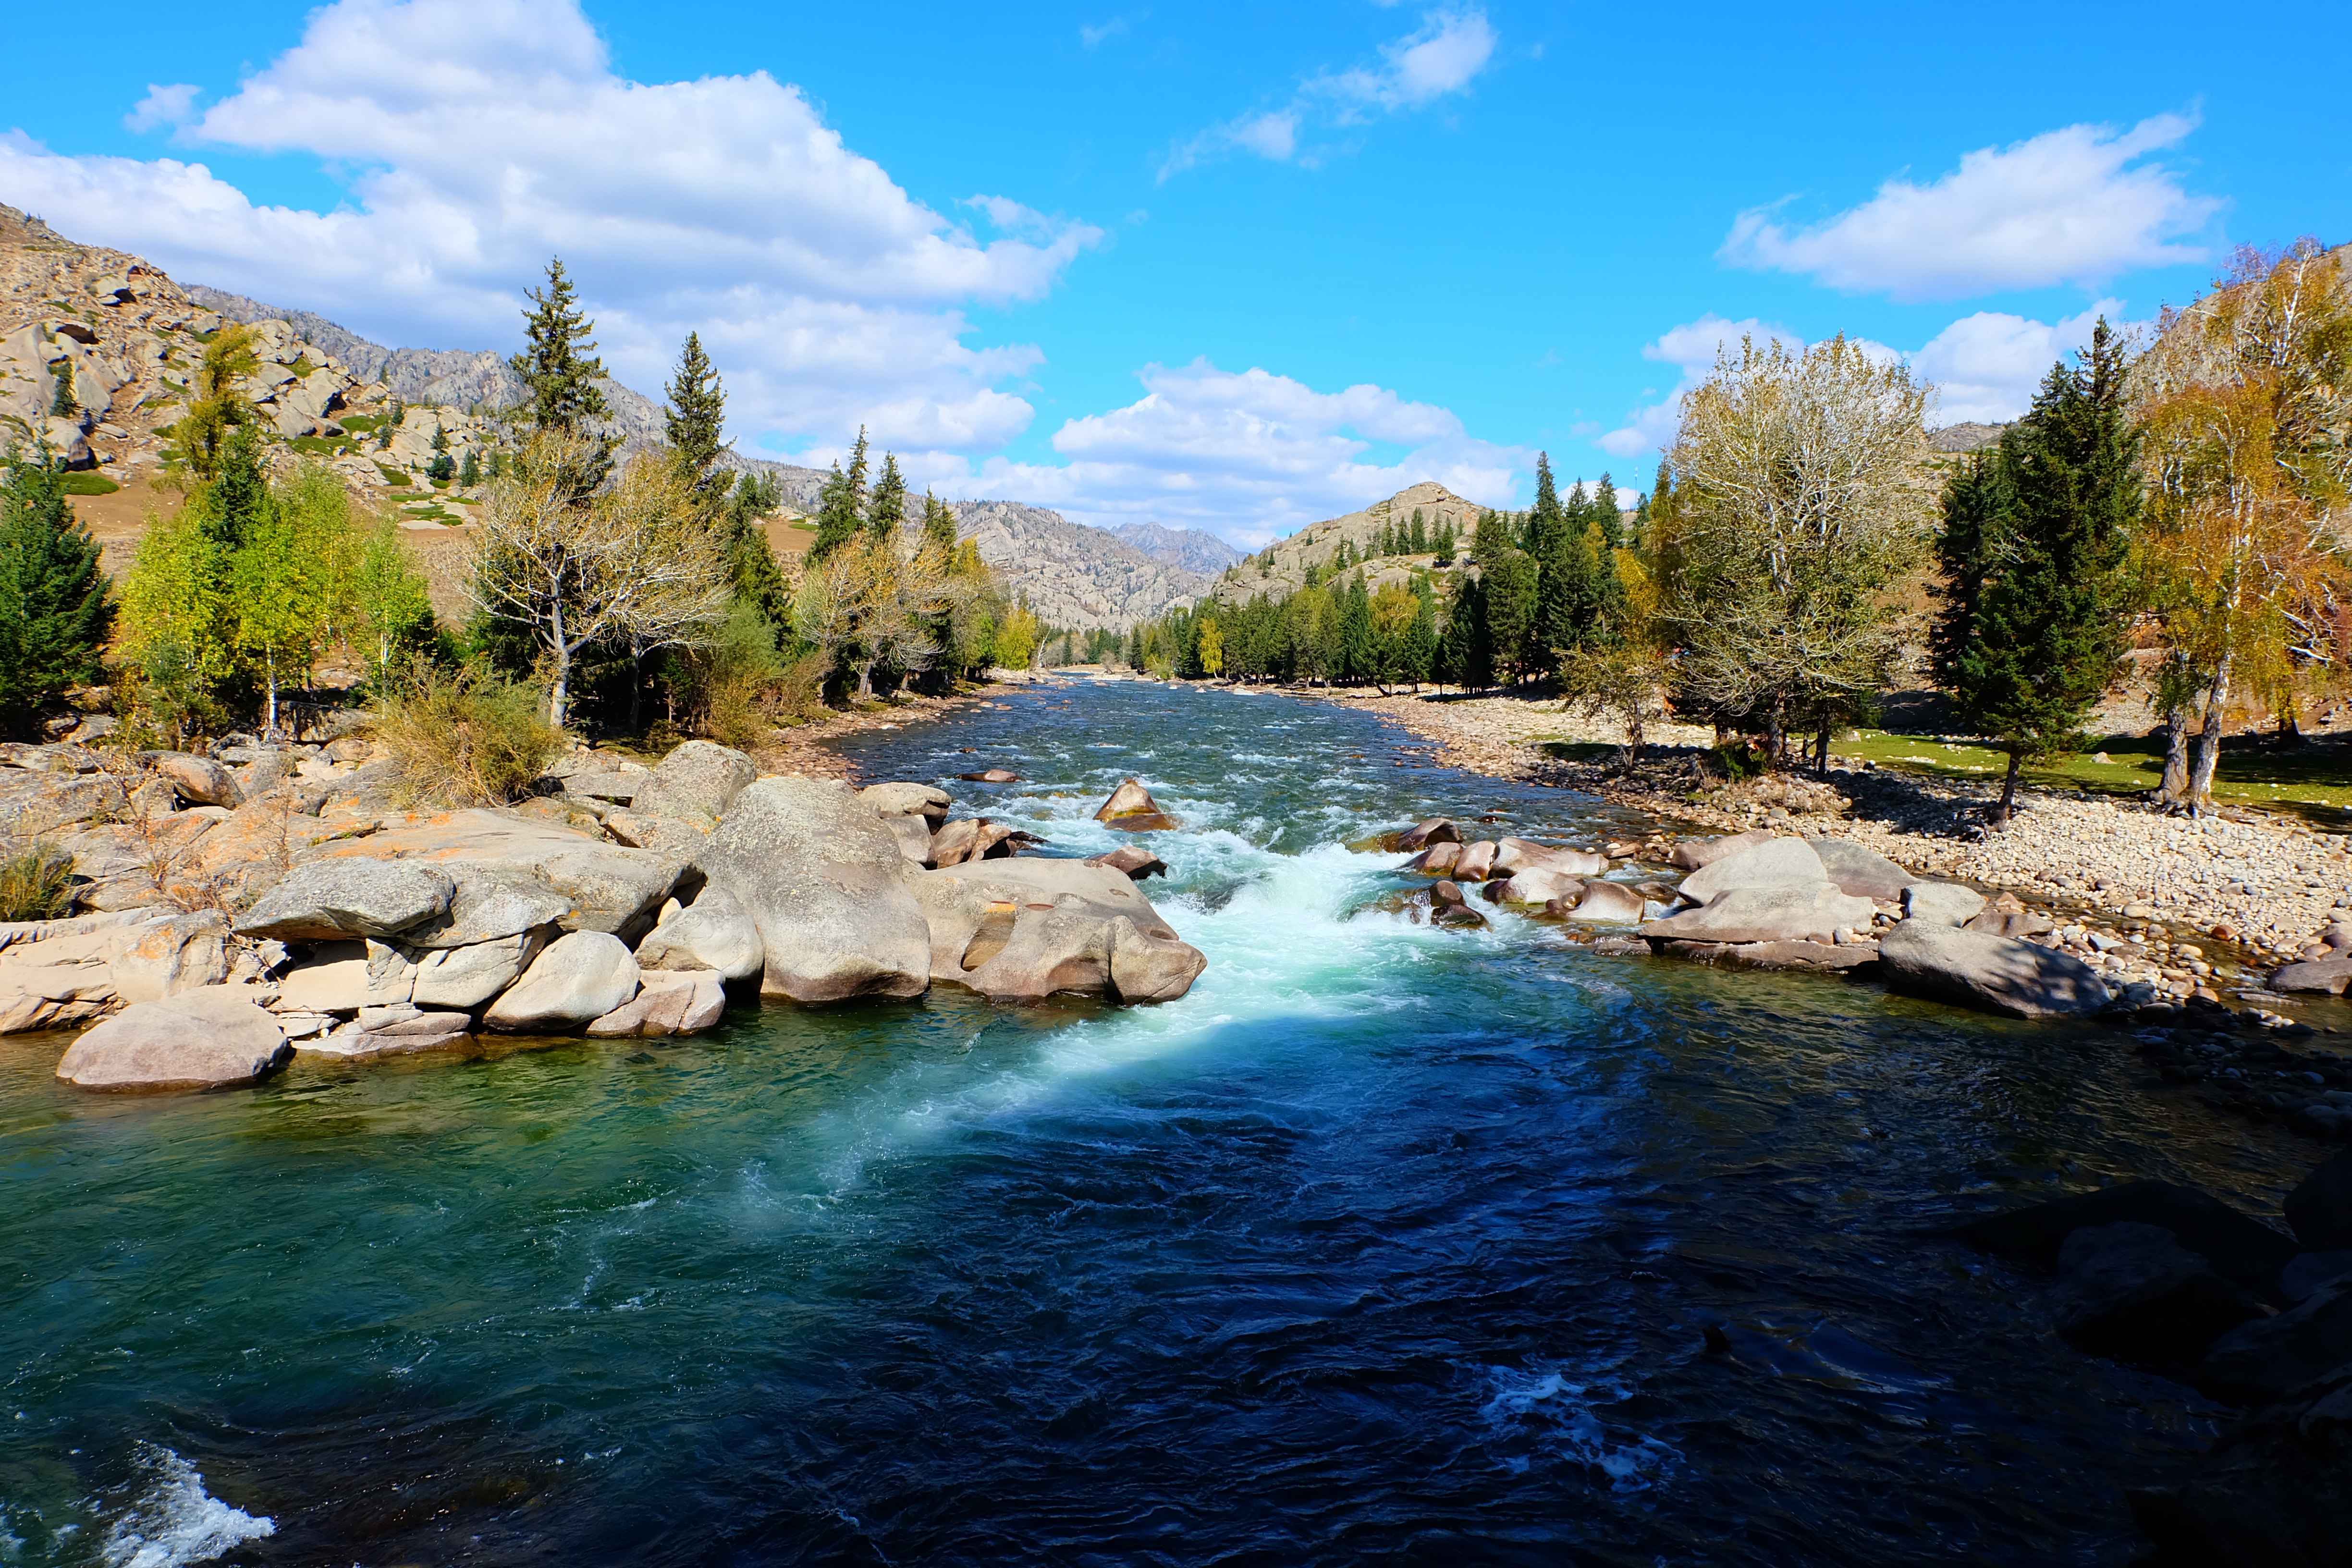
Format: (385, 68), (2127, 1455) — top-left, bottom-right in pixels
(808, 429), (869, 564)
(1932, 319), (2140, 823)
(920, 490), (957, 553)
(1409, 508), (1428, 554)
(723, 471), (792, 627)
(1590, 472), (1622, 550)
(1469, 509), (1513, 567)
(1482, 548), (1538, 683)
(511, 258), (610, 434)
(868, 452), (906, 541)
(1339, 571), (1374, 682)
(663, 331), (726, 486)
(458, 448), (481, 487)
(49, 364), (77, 418)
(426, 425), (454, 483)
(0, 453), (113, 734)
(1401, 576), (1438, 689)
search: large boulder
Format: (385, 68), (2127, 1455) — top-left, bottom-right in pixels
(482, 931), (640, 1032)
(1902, 882), (1987, 927)
(1488, 867), (1586, 906)
(2196, 1276), (2352, 1405)
(396, 867), (574, 948)
(146, 751), (243, 808)
(1877, 919), (2110, 1019)
(881, 814), (934, 867)
(2272, 957), (2352, 996)
(633, 886), (764, 982)
(409, 930), (548, 1010)
(294, 811), (685, 937)
(906, 857), (1205, 1004)
(1396, 817), (1461, 852)
(235, 859), (457, 941)
(1086, 845), (1167, 880)
(2285, 1150), (2352, 1254)
(1453, 841), (1497, 882)
(1677, 837), (1825, 904)
(1566, 882), (1647, 923)
(1094, 778), (1164, 821)
(1944, 1180), (2299, 1294)
(276, 939), (417, 1013)
(1668, 828), (1773, 871)
(1407, 842), (1462, 875)
(630, 741), (756, 827)
(1804, 837), (1917, 901)
(1494, 838), (1608, 877)
(108, 912), (230, 1003)
(55, 990), (290, 1090)
(696, 777), (932, 1003)
(2051, 1222), (2267, 1362)
(1640, 884), (1877, 945)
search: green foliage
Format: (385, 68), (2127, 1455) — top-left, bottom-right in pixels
(661, 598), (785, 748)
(458, 448), (480, 487)
(373, 662), (562, 806)
(0, 839), (75, 922)
(1481, 547), (1538, 681)
(808, 429), (869, 564)
(49, 364), (76, 417)
(57, 474), (118, 496)
(0, 452), (114, 735)
(509, 257), (615, 490)
(228, 462), (353, 731)
(663, 331), (725, 482)
(868, 452), (906, 541)
(349, 514), (439, 689)
(1932, 319), (2140, 817)
(723, 471), (793, 628)
(172, 326), (257, 484)
(1409, 508), (1428, 554)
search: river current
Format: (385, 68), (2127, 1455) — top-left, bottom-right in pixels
(0, 679), (2312, 1566)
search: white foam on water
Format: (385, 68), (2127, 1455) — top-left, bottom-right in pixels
(99, 1444), (274, 1568)
(1478, 1369), (1680, 1492)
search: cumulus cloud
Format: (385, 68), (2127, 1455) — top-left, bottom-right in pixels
(1720, 114), (2219, 301)
(1, 0), (1099, 454)
(1160, 7), (1495, 179)
(1595, 303), (2138, 457)
(1596, 314), (1801, 457)
(922, 359), (1527, 548)
(123, 84), (200, 134)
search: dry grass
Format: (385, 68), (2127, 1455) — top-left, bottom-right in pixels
(374, 664), (563, 806)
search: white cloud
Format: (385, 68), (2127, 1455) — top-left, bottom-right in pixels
(1596, 314), (1800, 457)
(1595, 302), (2141, 456)
(1159, 7), (1495, 180)
(123, 84), (200, 134)
(920, 358), (1526, 548)
(1720, 114), (2219, 301)
(1079, 14), (1136, 48)
(1, 0), (1099, 455)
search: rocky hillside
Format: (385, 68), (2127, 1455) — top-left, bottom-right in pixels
(1209, 480), (1498, 606)
(1111, 520), (1244, 577)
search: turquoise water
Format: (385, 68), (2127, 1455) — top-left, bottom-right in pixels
(0, 680), (2307, 1565)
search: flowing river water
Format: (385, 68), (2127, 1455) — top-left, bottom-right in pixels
(0, 679), (2314, 1566)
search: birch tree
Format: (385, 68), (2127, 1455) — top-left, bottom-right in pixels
(1659, 335), (1937, 767)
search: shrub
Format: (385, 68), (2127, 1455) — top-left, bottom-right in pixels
(374, 662), (561, 805)
(0, 839), (76, 922)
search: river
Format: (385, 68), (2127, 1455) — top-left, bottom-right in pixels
(0, 678), (2309, 1565)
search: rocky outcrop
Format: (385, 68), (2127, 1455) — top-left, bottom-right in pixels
(54, 989), (290, 1090)
(629, 741), (755, 828)
(482, 931), (639, 1032)
(696, 776), (933, 1003)
(1876, 919), (2111, 1019)
(907, 857), (1205, 1003)
(234, 859), (457, 941)
(633, 886), (763, 982)
(1642, 884), (1878, 946)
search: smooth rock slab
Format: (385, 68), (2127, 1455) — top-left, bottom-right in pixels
(1667, 828), (1772, 871)
(586, 969), (726, 1037)
(1640, 884), (1877, 946)
(482, 931), (639, 1032)
(1565, 881), (1645, 923)
(1877, 919), (2109, 1019)
(1805, 837), (1918, 902)
(630, 741), (755, 827)
(235, 859), (456, 941)
(408, 929), (549, 1010)
(1902, 882), (1987, 927)
(56, 990), (290, 1090)
(1678, 838), (1825, 905)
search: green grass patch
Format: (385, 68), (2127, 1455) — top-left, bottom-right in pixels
(1841, 729), (2352, 827)
(374, 462), (409, 486)
(58, 473), (121, 496)
(340, 413), (382, 433)
(287, 355), (317, 378)
(787, 520), (818, 532)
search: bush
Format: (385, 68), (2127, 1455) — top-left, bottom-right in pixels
(0, 839), (76, 922)
(374, 663), (562, 805)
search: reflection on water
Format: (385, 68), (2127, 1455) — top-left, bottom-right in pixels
(0, 679), (2306, 1565)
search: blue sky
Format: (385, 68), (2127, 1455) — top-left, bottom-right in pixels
(6, 0), (2347, 545)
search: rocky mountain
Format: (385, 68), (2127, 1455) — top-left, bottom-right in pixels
(1210, 480), (1498, 607)
(1930, 421), (2007, 453)
(1110, 520), (1244, 577)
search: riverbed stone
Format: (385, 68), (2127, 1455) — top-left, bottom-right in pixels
(905, 857), (1204, 1004)
(586, 968), (725, 1037)
(1454, 841), (1497, 882)
(1397, 817), (1461, 852)
(861, 782), (950, 822)
(1877, 919), (2109, 1019)
(1944, 1180), (2299, 1294)
(1902, 882), (1988, 927)
(1668, 828), (1773, 871)
(1495, 838), (1608, 877)
(408, 929), (548, 1010)
(2196, 1275), (2352, 1405)
(1488, 867), (1585, 906)
(1678, 838), (1825, 905)
(1805, 837), (1919, 902)
(696, 776), (932, 1003)
(1408, 842), (1462, 875)
(1640, 884), (1878, 946)
(1567, 881), (1647, 923)
(482, 930), (639, 1032)
(235, 858), (457, 941)
(630, 741), (756, 827)
(2052, 1222), (2267, 1362)
(55, 989), (290, 1090)
(633, 886), (763, 982)
(2284, 1149), (2352, 1252)
(2272, 956), (2352, 996)
(1085, 845), (1167, 880)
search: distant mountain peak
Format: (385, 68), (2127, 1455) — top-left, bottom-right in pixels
(1110, 520), (1244, 577)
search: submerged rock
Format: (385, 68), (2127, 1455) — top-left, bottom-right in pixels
(55, 989), (290, 1090)
(2051, 1222), (2266, 1362)
(1876, 919), (2109, 1019)
(1944, 1180), (2298, 1295)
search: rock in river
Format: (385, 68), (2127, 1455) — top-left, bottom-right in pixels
(1640, 884), (1878, 946)
(482, 930), (640, 1032)
(633, 886), (763, 983)
(2050, 1221), (2266, 1362)
(1677, 837), (1829, 905)
(1876, 919), (2109, 1019)
(905, 857), (1205, 1004)
(55, 988), (291, 1090)
(697, 777), (933, 1003)
(1944, 1180), (2298, 1295)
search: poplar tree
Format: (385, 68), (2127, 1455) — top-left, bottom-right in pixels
(0, 451), (113, 734)
(1932, 320), (2139, 824)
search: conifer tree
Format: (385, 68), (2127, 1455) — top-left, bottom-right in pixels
(808, 429), (869, 564)
(427, 425), (454, 483)
(1590, 472), (1622, 550)
(0, 451), (113, 734)
(1482, 548), (1538, 683)
(49, 366), (76, 418)
(1409, 509), (1428, 554)
(1932, 319), (2139, 824)
(510, 257), (615, 492)
(663, 331), (726, 486)
(458, 448), (481, 487)
(868, 452), (907, 541)
(1401, 577), (1438, 689)
(723, 472), (793, 628)
(1339, 571), (1374, 682)
(1469, 509), (1512, 566)
(920, 490), (957, 553)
